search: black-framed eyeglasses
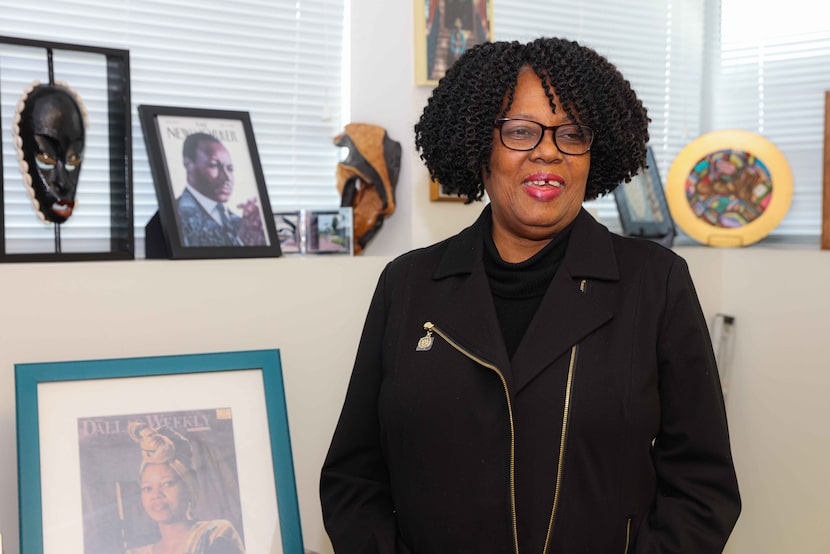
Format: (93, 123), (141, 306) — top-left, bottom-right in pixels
(494, 118), (595, 155)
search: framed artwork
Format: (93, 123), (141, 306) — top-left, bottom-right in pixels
(613, 147), (675, 247)
(0, 35), (133, 262)
(138, 105), (281, 259)
(274, 210), (303, 254)
(666, 129), (793, 247)
(306, 208), (353, 255)
(429, 179), (466, 202)
(414, 0), (494, 86)
(15, 349), (303, 554)
(822, 90), (830, 250)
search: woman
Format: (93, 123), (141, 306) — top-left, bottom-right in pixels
(321, 37), (740, 553)
(126, 422), (245, 554)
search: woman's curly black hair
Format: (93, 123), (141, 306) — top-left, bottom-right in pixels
(414, 37), (651, 203)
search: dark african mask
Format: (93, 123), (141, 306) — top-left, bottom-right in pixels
(335, 123), (401, 254)
(13, 81), (87, 224)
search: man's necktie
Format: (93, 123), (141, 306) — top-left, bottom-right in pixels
(217, 204), (230, 228)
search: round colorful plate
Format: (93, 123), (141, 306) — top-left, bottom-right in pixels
(665, 130), (793, 247)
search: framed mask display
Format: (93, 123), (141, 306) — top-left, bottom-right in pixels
(0, 35), (133, 262)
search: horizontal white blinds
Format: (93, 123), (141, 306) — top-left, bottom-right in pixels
(493, 0), (705, 235)
(0, 0), (344, 256)
(714, 29), (830, 237)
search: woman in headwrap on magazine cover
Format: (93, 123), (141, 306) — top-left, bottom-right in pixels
(126, 422), (245, 554)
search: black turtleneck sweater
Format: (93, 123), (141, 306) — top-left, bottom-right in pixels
(484, 226), (571, 360)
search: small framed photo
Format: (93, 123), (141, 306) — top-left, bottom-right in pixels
(15, 349), (303, 554)
(138, 105), (281, 259)
(0, 35), (133, 262)
(306, 208), (353, 255)
(613, 147), (675, 246)
(414, 0), (494, 86)
(274, 210), (304, 254)
(429, 179), (465, 202)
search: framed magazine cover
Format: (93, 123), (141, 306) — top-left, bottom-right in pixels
(15, 350), (303, 554)
(138, 105), (281, 259)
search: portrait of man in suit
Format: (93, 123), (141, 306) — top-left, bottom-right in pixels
(176, 132), (265, 247)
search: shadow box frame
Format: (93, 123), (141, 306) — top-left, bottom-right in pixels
(138, 104), (281, 259)
(613, 146), (676, 246)
(0, 34), (133, 263)
(15, 349), (303, 554)
(414, 0), (494, 87)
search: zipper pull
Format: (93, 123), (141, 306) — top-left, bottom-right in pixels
(416, 322), (434, 351)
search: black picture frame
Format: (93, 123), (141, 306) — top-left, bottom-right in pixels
(15, 349), (304, 554)
(613, 146), (676, 247)
(0, 35), (133, 262)
(138, 105), (281, 259)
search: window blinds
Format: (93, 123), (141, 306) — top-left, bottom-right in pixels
(0, 0), (345, 256)
(716, 2), (830, 239)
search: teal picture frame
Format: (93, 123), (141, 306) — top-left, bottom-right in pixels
(15, 349), (303, 553)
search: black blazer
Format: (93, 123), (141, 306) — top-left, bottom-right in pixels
(321, 206), (740, 553)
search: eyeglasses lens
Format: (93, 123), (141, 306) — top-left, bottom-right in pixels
(498, 119), (593, 155)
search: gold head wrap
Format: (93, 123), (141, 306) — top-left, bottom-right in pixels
(128, 421), (197, 500)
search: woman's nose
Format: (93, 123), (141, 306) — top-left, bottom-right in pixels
(530, 129), (564, 162)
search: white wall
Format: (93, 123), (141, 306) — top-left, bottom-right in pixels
(718, 249), (830, 554)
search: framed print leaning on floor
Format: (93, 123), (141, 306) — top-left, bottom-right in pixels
(15, 349), (303, 554)
(139, 105), (281, 259)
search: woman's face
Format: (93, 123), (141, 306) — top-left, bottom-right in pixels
(140, 463), (190, 524)
(484, 68), (591, 259)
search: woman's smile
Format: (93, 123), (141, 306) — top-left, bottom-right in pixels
(522, 172), (565, 201)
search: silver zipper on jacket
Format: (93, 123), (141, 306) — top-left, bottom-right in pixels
(624, 517), (632, 554)
(424, 278), (586, 554)
(421, 321), (521, 554)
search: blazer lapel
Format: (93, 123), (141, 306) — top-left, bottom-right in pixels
(510, 209), (620, 393)
(429, 207), (512, 375)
